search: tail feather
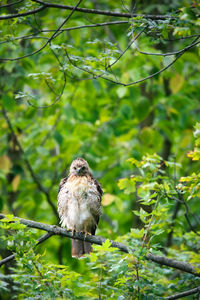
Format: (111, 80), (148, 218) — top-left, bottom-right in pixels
(71, 239), (92, 258)
(71, 239), (84, 258)
(83, 241), (92, 254)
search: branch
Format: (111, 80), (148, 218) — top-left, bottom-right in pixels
(165, 286), (200, 300)
(65, 44), (183, 86)
(31, 0), (176, 20)
(27, 44), (67, 108)
(0, 214), (199, 278)
(1, 106), (58, 217)
(166, 201), (181, 247)
(0, 0), (24, 8)
(65, 37), (199, 87)
(0, 21), (129, 48)
(132, 36), (200, 57)
(0, 0), (83, 62)
(0, 232), (53, 267)
(0, 1), (175, 21)
(0, 5), (47, 20)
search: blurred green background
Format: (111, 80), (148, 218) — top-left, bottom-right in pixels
(0, 0), (199, 274)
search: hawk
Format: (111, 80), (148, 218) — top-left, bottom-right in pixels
(57, 158), (102, 258)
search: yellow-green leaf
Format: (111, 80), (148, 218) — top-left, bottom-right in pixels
(12, 175), (21, 192)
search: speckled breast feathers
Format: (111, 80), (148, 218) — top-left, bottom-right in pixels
(57, 158), (102, 235)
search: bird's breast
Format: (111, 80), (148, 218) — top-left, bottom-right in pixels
(67, 176), (91, 199)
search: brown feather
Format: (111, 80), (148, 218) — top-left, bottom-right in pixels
(71, 239), (84, 258)
(57, 158), (102, 258)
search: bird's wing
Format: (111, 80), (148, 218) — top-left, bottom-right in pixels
(89, 176), (103, 235)
(58, 176), (68, 194)
(93, 177), (103, 198)
(57, 176), (69, 222)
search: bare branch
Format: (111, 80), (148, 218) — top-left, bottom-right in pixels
(0, 0), (176, 21)
(133, 37), (200, 57)
(0, 5), (47, 20)
(0, 0), (83, 62)
(106, 27), (145, 70)
(0, 214), (199, 277)
(0, 254), (15, 267)
(0, 0), (24, 8)
(164, 286), (200, 300)
(167, 190), (200, 235)
(0, 21), (129, 48)
(31, 0), (176, 20)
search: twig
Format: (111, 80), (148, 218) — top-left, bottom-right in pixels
(0, 0), (83, 62)
(166, 201), (181, 247)
(133, 37), (200, 57)
(27, 43), (67, 108)
(166, 191), (200, 236)
(0, 0), (24, 8)
(0, 21), (129, 47)
(64, 35), (199, 87)
(0, 214), (199, 277)
(164, 286), (200, 299)
(0, 254), (15, 266)
(106, 27), (145, 70)
(0, 5), (47, 20)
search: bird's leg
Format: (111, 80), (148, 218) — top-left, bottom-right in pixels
(72, 226), (76, 237)
(82, 225), (92, 240)
(66, 228), (75, 236)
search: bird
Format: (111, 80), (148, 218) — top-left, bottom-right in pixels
(57, 158), (102, 258)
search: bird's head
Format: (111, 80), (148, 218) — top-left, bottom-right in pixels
(69, 158), (90, 176)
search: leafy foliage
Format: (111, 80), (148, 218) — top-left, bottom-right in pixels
(0, 0), (200, 299)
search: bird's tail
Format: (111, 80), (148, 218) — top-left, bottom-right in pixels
(71, 239), (92, 258)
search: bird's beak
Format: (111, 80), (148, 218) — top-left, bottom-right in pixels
(77, 167), (82, 174)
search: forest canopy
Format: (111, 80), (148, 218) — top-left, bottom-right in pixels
(0, 0), (200, 299)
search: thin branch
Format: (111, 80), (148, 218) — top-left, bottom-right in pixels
(166, 201), (181, 247)
(0, 232), (53, 267)
(0, 5), (47, 20)
(1, 106), (58, 217)
(65, 36), (199, 87)
(0, 0), (24, 8)
(0, 20), (129, 46)
(63, 29), (143, 83)
(31, 0), (176, 20)
(0, 214), (199, 278)
(133, 37), (200, 56)
(164, 34), (200, 41)
(27, 44), (67, 108)
(0, 0), (83, 62)
(106, 27), (145, 70)
(0, 1), (175, 21)
(50, 20), (129, 31)
(105, 37), (200, 86)
(164, 286), (200, 300)
(166, 192), (200, 236)
(0, 35), (48, 45)
(65, 44), (182, 86)
(0, 254), (15, 267)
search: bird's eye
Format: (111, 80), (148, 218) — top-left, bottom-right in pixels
(82, 166), (86, 170)
(73, 167), (77, 170)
